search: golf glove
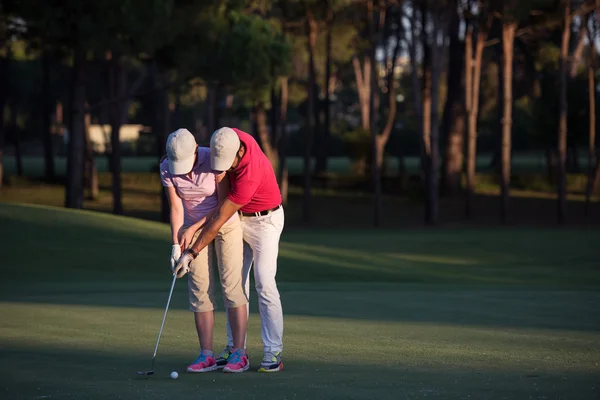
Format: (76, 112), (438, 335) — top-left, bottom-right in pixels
(174, 249), (197, 278)
(170, 244), (181, 272)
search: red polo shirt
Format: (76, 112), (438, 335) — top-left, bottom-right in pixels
(227, 128), (282, 213)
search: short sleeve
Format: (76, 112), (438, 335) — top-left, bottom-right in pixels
(159, 159), (174, 187)
(228, 179), (260, 206)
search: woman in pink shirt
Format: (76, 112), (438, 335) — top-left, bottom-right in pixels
(159, 128), (249, 373)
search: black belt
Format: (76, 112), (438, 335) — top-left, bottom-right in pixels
(239, 204), (282, 217)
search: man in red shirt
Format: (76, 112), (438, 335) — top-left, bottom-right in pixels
(175, 127), (285, 373)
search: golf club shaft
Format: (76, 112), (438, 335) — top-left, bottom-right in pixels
(151, 273), (178, 362)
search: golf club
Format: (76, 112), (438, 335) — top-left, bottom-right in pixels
(137, 272), (178, 376)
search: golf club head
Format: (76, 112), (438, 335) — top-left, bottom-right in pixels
(136, 370), (155, 376)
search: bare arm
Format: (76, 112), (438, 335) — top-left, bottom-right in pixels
(180, 173), (232, 250)
(165, 186), (184, 245)
(190, 198), (243, 254)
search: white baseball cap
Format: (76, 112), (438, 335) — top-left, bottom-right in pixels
(166, 128), (197, 175)
(210, 127), (240, 171)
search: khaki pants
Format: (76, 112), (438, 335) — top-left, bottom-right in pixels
(185, 217), (247, 313)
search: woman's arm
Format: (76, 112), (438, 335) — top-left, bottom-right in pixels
(179, 215), (207, 250)
(190, 172), (231, 231)
(180, 172), (230, 250)
(165, 186), (184, 245)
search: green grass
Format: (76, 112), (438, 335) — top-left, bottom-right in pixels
(2, 167), (599, 232)
(0, 203), (599, 399)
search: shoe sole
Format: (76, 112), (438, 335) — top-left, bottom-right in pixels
(186, 364), (219, 373)
(223, 363), (250, 373)
(258, 362), (283, 373)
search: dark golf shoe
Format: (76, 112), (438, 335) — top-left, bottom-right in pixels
(215, 346), (232, 369)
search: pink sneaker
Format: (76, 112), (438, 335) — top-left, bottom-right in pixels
(223, 348), (249, 373)
(186, 350), (218, 373)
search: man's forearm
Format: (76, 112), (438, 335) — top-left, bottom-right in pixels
(190, 215), (220, 254)
(187, 200), (229, 252)
(188, 198), (241, 255)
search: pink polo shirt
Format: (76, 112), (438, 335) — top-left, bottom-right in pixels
(227, 129), (282, 213)
(160, 147), (222, 228)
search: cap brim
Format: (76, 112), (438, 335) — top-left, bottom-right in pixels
(168, 155), (195, 175)
(210, 151), (236, 172)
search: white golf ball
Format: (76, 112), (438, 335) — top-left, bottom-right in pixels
(170, 371), (179, 379)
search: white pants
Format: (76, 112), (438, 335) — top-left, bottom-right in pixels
(226, 207), (285, 354)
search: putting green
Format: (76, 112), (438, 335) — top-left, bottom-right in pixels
(0, 203), (599, 399)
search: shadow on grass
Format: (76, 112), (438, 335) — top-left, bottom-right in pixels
(2, 283), (599, 333)
(1, 202), (600, 332)
(1, 344), (598, 400)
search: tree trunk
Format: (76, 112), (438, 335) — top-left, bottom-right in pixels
(303, 9), (318, 223)
(10, 105), (23, 176)
(557, 1), (571, 224)
(84, 106), (98, 200)
(376, 8), (401, 171)
(471, 31), (485, 178)
(206, 83), (217, 135)
(442, 4), (465, 197)
(256, 101), (277, 167)
(570, 24), (588, 78)
(65, 47), (86, 209)
(500, 22), (516, 224)
(160, 87), (170, 224)
(109, 57), (125, 215)
(313, 82), (322, 155)
(270, 84), (278, 151)
(409, 7), (423, 168)
(466, 27), (487, 218)
(102, 55), (112, 171)
(324, 6), (333, 170)
(374, 3), (401, 225)
(249, 106), (256, 138)
(567, 145), (580, 173)
(154, 64), (171, 223)
(428, 12), (443, 225)
(421, 4), (433, 223)
(546, 147), (556, 184)
(369, 0), (382, 227)
(55, 102), (64, 140)
(214, 85), (222, 132)
(103, 103), (112, 172)
(464, 24), (474, 217)
(585, 24), (596, 217)
(41, 52), (55, 181)
(489, 44), (504, 174)
(172, 87), (181, 130)
(353, 56), (372, 131)
(316, 7), (334, 174)
(278, 76), (289, 205)
(0, 44), (7, 187)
